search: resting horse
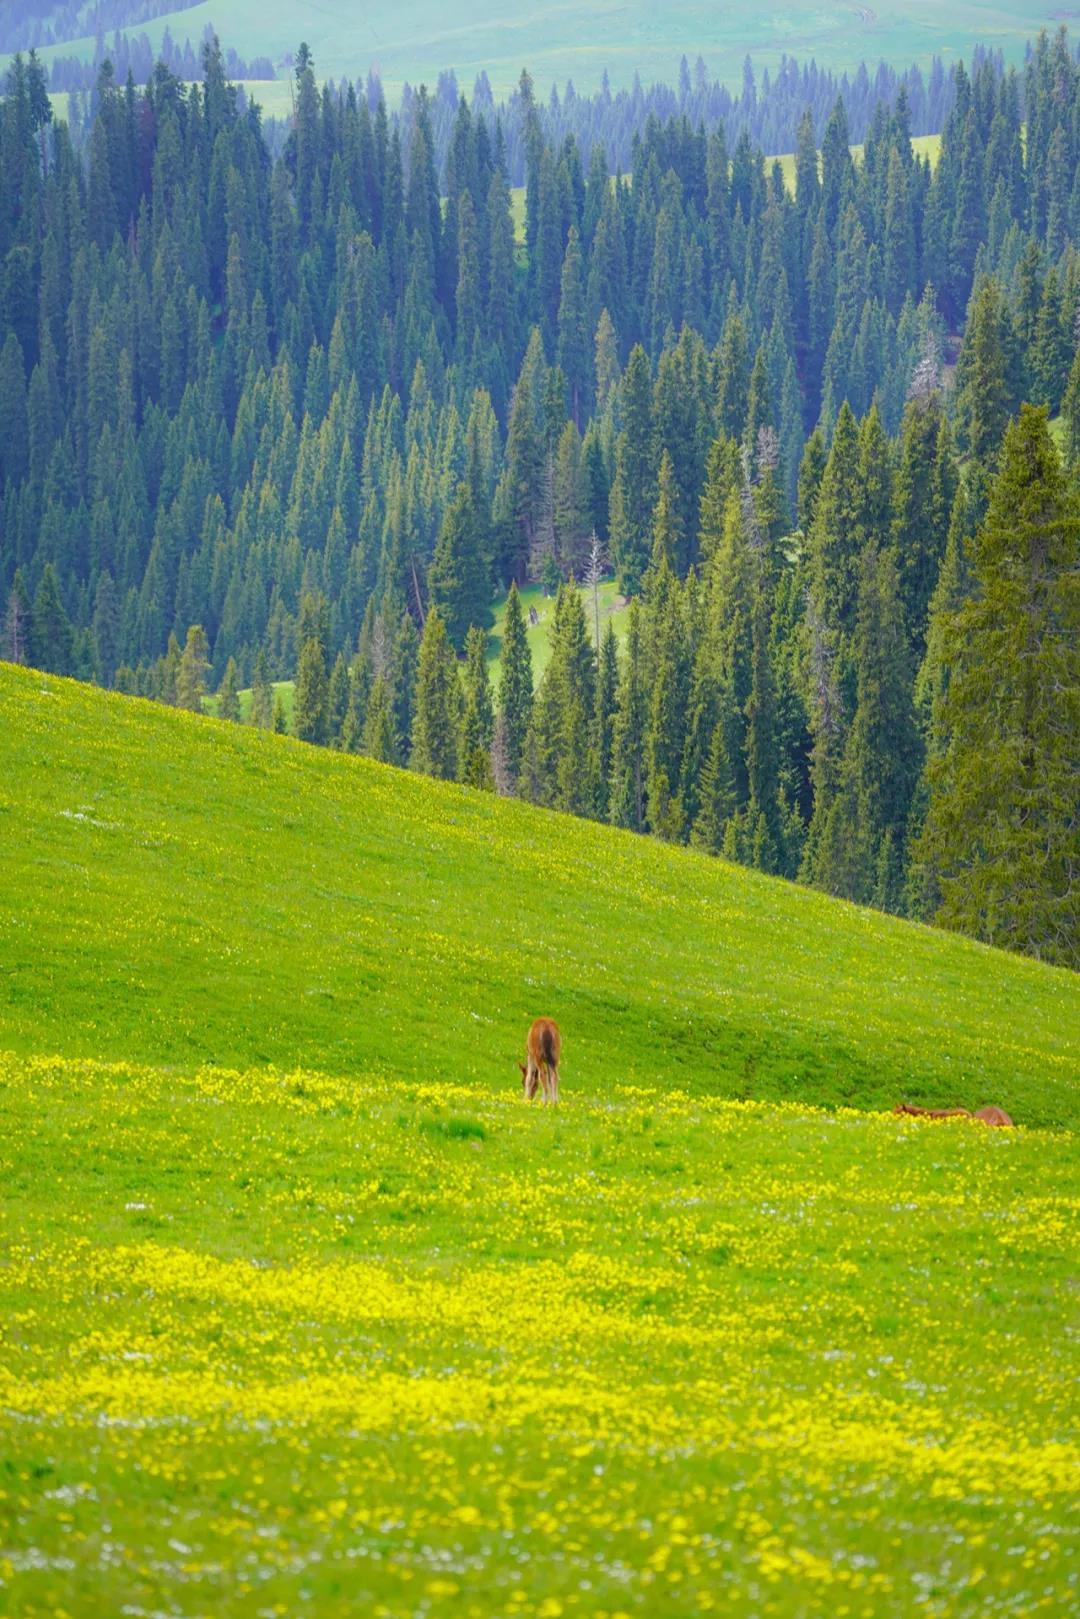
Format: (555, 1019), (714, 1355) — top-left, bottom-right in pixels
(894, 1102), (1014, 1127)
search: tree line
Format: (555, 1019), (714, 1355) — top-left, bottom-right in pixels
(0, 30), (1077, 965)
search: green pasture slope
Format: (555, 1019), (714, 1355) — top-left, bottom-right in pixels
(1, 661), (1078, 1618)
(7, 0), (1066, 96)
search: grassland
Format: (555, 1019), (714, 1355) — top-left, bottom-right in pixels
(1, 662), (1078, 1616)
(3, 1049), (1077, 1618)
(3, 662), (1077, 1121)
(7, 1), (1065, 97)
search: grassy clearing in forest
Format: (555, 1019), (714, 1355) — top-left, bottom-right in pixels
(486, 576), (630, 688)
(204, 576), (626, 718)
(1, 663), (1078, 1616)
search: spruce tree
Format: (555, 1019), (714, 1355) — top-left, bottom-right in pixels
(808, 401), (863, 644)
(530, 582), (597, 813)
(814, 544), (920, 907)
(31, 564), (73, 676)
(557, 226), (589, 426)
(892, 395), (956, 652)
(176, 626), (211, 712)
(294, 637), (330, 744)
(643, 564), (689, 840)
(608, 344), (654, 594)
(327, 651), (351, 742)
(250, 649), (275, 730)
(428, 482), (492, 652)
(609, 602), (648, 831)
(460, 624), (495, 789)
(698, 434), (741, 563)
(953, 276), (1009, 468)
(691, 721), (736, 854)
(363, 675), (399, 764)
(916, 407), (1079, 966)
(498, 581), (534, 787)
(595, 619), (619, 822)
(411, 609), (461, 780)
(650, 450), (683, 574)
(91, 571), (120, 686)
(217, 657), (242, 722)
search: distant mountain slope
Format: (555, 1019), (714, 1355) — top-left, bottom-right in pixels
(5, 0), (1064, 93)
(2, 662), (1076, 1124)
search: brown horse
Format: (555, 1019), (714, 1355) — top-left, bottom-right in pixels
(894, 1102), (1014, 1127)
(519, 1017), (561, 1103)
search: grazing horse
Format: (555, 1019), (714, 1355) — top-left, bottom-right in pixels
(894, 1102), (1014, 1127)
(519, 1017), (561, 1103)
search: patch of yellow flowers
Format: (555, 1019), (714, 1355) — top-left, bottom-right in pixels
(1, 1051), (1078, 1617)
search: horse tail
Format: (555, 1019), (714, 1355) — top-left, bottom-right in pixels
(539, 1022), (557, 1069)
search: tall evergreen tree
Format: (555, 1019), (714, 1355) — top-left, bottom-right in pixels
(460, 624), (495, 789)
(609, 601), (648, 832)
(428, 481), (492, 652)
(411, 608), (461, 780)
(217, 657), (242, 722)
(498, 581), (533, 787)
(30, 564), (73, 677)
(294, 637), (330, 743)
(176, 625), (211, 712)
(916, 407), (1079, 966)
(608, 345), (654, 594)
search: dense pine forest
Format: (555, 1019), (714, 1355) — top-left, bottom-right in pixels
(1, 32), (1078, 966)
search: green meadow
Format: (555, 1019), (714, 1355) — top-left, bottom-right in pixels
(9, 0), (1066, 96)
(4, 662), (1076, 1119)
(486, 577), (630, 688)
(1, 662), (1077, 1617)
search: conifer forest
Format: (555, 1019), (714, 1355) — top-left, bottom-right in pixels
(2, 29), (1078, 967)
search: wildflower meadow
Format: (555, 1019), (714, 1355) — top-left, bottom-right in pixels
(1, 666), (1078, 1616)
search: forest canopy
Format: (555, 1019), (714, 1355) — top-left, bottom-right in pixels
(1, 30), (1077, 966)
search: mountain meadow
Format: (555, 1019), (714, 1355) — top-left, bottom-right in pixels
(3, 11), (1080, 1618)
(1, 663), (1078, 1617)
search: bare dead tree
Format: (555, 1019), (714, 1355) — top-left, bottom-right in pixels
(908, 328), (943, 404)
(739, 445), (767, 554)
(528, 453), (558, 585)
(756, 423), (780, 476)
(4, 587), (29, 664)
(491, 709), (514, 796)
(582, 531), (608, 648)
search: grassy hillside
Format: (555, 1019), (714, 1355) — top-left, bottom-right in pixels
(7, 1), (1064, 95)
(1, 663), (1078, 1616)
(2, 661), (1077, 1124)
